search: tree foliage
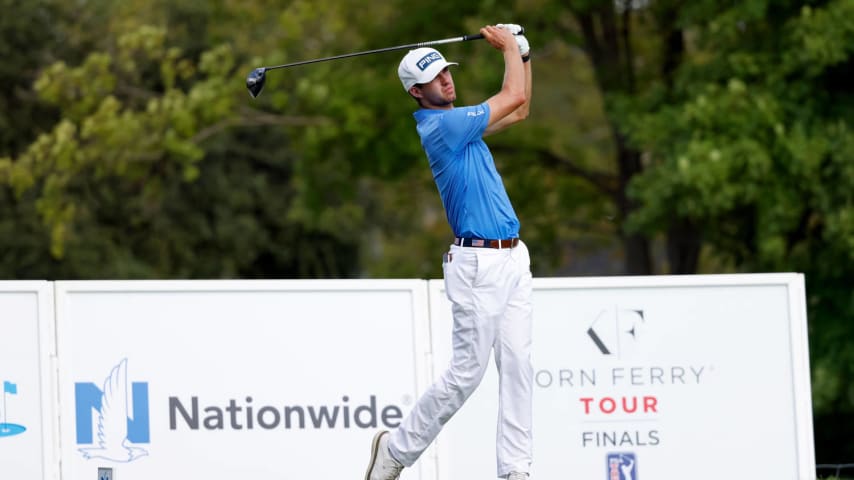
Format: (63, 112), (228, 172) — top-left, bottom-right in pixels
(621, 0), (854, 461)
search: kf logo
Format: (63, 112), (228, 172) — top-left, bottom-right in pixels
(586, 307), (646, 358)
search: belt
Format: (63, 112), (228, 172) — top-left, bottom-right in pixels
(454, 237), (520, 249)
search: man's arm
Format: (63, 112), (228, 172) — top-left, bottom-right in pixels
(484, 55), (531, 136)
(481, 26), (527, 132)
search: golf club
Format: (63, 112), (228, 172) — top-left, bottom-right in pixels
(246, 27), (525, 98)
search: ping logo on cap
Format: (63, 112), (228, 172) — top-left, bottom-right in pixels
(416, 51), (443, 71)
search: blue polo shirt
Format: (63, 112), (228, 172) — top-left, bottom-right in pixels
(414, 102), (520, 239)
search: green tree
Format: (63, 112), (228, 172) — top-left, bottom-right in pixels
(1, 0), (619, 279)
(471, 0), (854, 461)
(0, 2), (363, 278)
(622, 0), (854, 462)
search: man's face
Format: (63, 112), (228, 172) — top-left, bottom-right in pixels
(412, 67), (455, 109)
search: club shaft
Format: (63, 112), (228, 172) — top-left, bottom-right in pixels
(264, 33), (491, 71)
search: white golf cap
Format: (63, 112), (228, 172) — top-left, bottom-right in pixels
(398, 47), (458, 91)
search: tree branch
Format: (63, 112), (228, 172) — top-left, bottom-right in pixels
(191, 109), (332, 143)
(491, 144), (618, 196)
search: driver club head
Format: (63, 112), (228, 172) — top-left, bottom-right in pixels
(246, 67), (267, 98)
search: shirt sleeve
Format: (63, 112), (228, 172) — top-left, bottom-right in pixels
(440, 102), (490, 152)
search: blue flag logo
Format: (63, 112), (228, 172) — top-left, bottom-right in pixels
(0, 379), (26, 438)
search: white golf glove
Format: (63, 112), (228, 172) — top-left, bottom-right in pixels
(497, 23), (523, 35)
(515, 34), (530, 57)
(497, 23), (530, 56)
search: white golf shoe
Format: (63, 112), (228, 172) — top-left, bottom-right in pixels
(364, 431), (404, 480)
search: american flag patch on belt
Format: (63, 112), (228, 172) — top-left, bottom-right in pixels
(471, 239), (485, 247)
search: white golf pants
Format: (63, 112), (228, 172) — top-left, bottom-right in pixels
(388, 240), (534, 477)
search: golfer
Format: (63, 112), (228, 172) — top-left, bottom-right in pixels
(364, 23), (534, 480)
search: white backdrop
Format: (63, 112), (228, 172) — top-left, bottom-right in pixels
(54, 280), (433, 480)
(1, 274), (815, 480)
(429, 274), (814, 480)
(0, 282), (57, 480)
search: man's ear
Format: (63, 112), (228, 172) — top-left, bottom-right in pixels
(408, 86), (423, 99)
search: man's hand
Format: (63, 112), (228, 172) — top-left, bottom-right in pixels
(481, 25), (518, 54)
(497, 23), (530, 56)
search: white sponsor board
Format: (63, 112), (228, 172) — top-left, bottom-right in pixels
(0, 281), (58, 480)
(429, 274), (815, 480)
(54, 280), (433, 480)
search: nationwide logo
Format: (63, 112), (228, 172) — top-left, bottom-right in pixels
(168, 395), (403, 431)
(587, 307), (646, 358)
(75, 358), (405, 436)
(0, 380), (26, 438)
(75, 359), (150, 462)
(607, 452), (637, 480)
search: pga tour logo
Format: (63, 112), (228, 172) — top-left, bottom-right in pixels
(416, 51), (443, 71)
(75, 359), (150, 462)
(607, 452), (637, 480)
